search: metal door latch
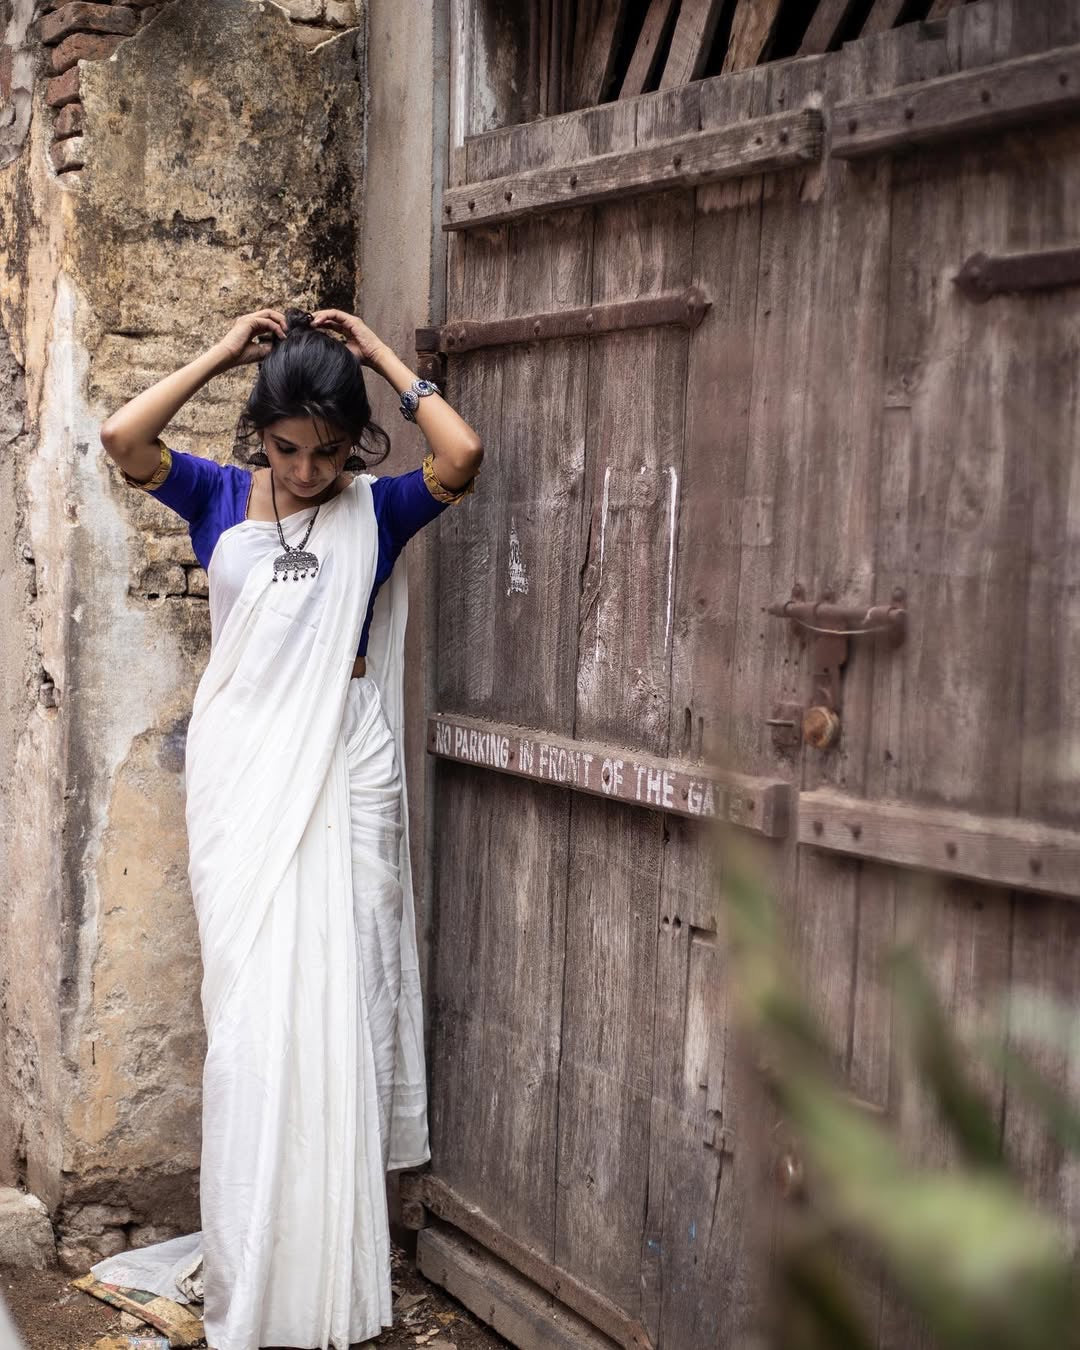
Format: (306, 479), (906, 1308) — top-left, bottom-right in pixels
(767, 587), (907, 750)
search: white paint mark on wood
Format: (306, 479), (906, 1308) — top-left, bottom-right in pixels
(665, 466), (678, 653)
(507, 516), (528, 595)
(595, 465), (612, 663)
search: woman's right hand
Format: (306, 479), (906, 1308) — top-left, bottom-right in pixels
(214, 309), (289, 369)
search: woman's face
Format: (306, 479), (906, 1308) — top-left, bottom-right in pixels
(261, 416), (350, 498)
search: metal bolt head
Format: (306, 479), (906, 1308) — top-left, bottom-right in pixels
(777, 1151), (805, 1201)
(803, 706), (841, 750)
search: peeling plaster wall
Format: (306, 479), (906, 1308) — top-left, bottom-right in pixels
(0, 0), (367, 1264)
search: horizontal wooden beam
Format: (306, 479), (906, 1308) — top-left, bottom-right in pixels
(417, 1225), (619, 1350)
(954, 244), (1080, 300)
(416, 288), (710, 356)
(799, 790), (1080, 899)
(444, 109), (822, 229)
(832, 43), (1080, 159)
(409, 1176), (652, 1350)
(428, 712), (790, 837)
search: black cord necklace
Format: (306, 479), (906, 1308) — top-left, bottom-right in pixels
(270, 471), (321, 582)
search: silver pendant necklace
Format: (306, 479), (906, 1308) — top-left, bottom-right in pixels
(270, 471), (320, 582)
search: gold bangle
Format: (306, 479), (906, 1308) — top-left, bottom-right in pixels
(121, 439), (173, 492)
(422, 450), (476, 504)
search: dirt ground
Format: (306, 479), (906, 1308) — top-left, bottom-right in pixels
(2, 1245), (506, 1349)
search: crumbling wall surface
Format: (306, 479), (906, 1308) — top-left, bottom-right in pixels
(0, 0), (364, 1267)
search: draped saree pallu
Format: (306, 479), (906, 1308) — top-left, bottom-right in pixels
(93, 475), (429, 1350)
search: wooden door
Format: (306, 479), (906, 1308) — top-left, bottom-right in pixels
(409, 4), (1080, 1347)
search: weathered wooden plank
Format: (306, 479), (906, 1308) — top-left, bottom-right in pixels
(860, 0), (908, 39)
(871, 17), (1032, 1343)
(429, 766), (570, 1256)
(428, 125), (581, 1274)
(417, 1224), (620, 1350)
(444, 110), (823, 228)
(554, 796), (664, 1321)
(572, 174), (694, 755)
(792, 27), (901, 1072)
(655, 69), (775, 1347)
(572, 0), (630, 108)
(659, 0), (726, 89)
(833, 43), (1080, 158)
(430, 287), (710, 353)
(1001, 19), (1080, 1240)
(417, 1180), (650, 1349)
(799, 0), (862, 56)
(487, 222), (592, 733)
(619, 0), (679, 98)
(786, 32), (909, 1343)
(722, 0), (783, 73)
(1004, 895), (1080, 1231)
(427, 713), (791, 834)
(554, 94), (697, 1334)
(799, 790), (1080, 897)
(928, 0), (968, 17)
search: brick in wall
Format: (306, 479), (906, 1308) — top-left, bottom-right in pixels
(49, 32), (125, 76)
(41, 4), (138, 46)
(50, 134), (85, 173)
(45, 65), (81, 107)
(53, 102), (84, 139)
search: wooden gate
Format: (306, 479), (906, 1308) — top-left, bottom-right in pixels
(405, 3), (1080, 1345)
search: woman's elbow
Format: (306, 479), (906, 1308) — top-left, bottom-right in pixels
(459, 438), (484, 474)
(100, 417), (126, 457)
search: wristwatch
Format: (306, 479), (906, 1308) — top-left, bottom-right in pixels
(399, 379), (440, 422)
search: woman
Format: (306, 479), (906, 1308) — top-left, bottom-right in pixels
(93, 307), (483, 1350)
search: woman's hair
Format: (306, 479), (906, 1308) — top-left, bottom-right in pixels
(232, 309), (390, 469)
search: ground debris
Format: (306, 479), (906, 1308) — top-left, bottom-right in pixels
(70, 1274), (203, 1347)
(7, 1243), (505, 1350)
(89, 1337), (171, 1349)
(394, 1291), (428, 1314)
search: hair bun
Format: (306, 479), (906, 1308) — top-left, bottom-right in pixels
(284, 308), (314, 336)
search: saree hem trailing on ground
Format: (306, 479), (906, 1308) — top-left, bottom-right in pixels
(92, 475), (429, 1350)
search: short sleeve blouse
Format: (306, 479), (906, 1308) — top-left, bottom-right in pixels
(130, 447), (459, 656)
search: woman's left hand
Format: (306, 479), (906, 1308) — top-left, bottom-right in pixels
(310, 309), (386, 368)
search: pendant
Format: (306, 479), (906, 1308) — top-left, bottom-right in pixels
(272, 549), (320, 582)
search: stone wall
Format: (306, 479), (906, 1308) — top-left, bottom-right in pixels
(0, 0), (371, 1267)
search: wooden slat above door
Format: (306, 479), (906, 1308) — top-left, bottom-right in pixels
(523, 0), (980, 116)
(443, 109), (822, 227)
(833, 43), (1080, 157)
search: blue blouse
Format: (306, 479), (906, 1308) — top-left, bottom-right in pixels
(141, 449), (449, 655)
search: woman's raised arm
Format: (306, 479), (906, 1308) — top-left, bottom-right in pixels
(100, 309), (287, 484)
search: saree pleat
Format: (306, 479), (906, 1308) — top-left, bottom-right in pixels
(92, 476), (429, 1350)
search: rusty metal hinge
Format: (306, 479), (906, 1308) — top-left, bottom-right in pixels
(954, 244), (1080, 302)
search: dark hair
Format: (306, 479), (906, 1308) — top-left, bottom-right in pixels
(232, 309), (390, 470)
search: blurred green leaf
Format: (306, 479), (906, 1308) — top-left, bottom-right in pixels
(718, 841), (1080, 1350)
(889, 946), (1002, 1170)
(778, 1242), (879, 1350)
(985, 1039), (1080, 1157)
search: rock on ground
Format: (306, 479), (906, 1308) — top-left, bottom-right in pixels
(0, 1193), (54, 1271)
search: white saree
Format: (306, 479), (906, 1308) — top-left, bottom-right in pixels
(93, 475), (429, 1350)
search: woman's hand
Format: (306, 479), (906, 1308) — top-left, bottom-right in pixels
(214, 309), (289, 369)
(310, 309), (387, 368)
